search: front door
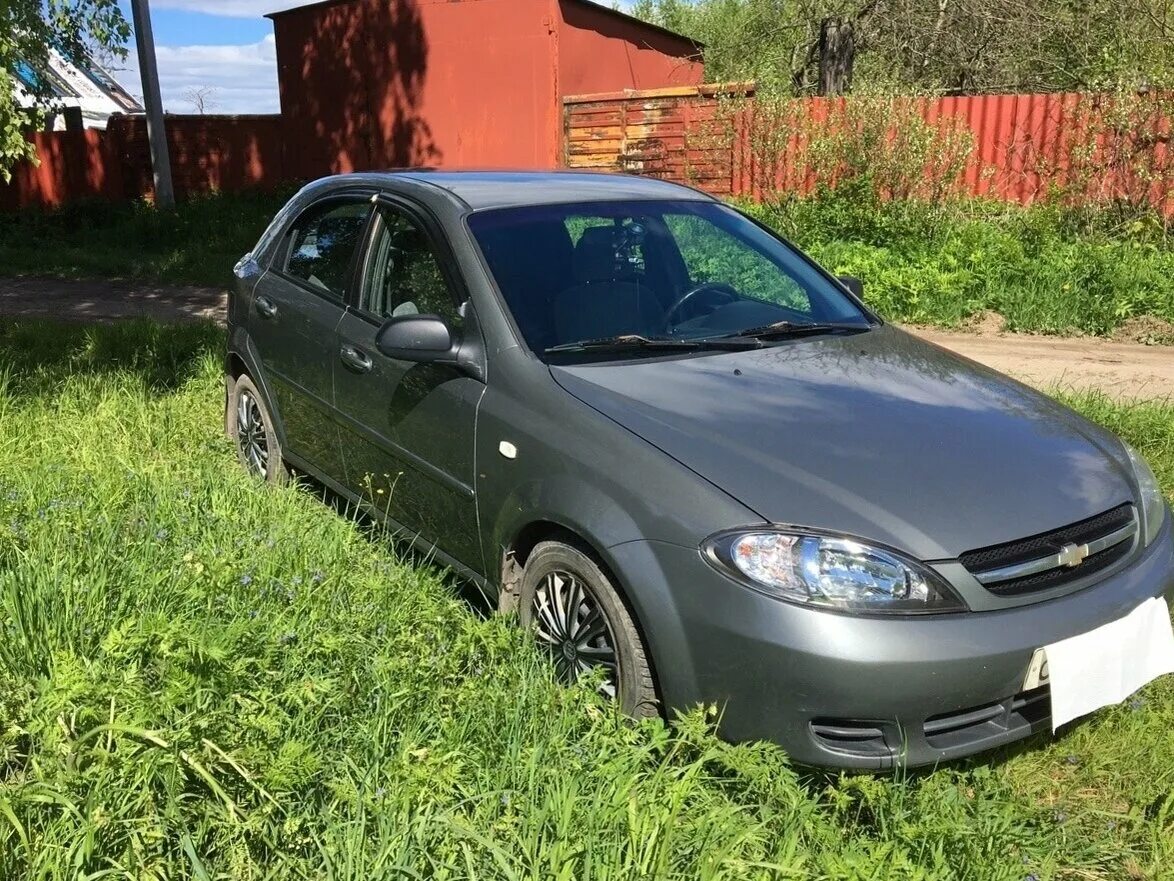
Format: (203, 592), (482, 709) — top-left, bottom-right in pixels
(334, 199), (485, 572)
(250, 195), (372, 480)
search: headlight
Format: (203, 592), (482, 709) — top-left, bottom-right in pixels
(1124, 443), (1167, 547)
(703, 529), (966, 614)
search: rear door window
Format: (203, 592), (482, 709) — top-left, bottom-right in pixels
(283, 201), (372, 298)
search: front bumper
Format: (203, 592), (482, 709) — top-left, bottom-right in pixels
(606, 510), (1174, 770)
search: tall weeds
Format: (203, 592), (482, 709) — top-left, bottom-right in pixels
(1, 321), (1172, 878)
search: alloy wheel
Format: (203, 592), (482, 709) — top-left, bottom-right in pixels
(236, 389), (270, 477)
(531, 570), (619, 698)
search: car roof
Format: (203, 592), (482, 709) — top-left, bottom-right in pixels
(326, 170), (718, 211)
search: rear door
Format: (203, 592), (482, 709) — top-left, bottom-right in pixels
(334, 198), (485, 572)
(249, 194), (373, 481)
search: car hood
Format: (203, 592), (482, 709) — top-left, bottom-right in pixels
(550, 326), (1135, 560)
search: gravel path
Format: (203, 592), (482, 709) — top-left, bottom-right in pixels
(2, 277), (1170, 400)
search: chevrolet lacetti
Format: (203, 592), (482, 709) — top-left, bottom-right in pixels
(226, 171), (1174, 769)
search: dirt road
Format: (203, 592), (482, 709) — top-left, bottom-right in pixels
(915, 328), (1174, 401)
(2, 277), (1171, 400)
(0, 277), (226, 324)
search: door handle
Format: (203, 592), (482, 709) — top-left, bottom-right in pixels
(255, 295), (278, 320)
(339, 344), (373, 373)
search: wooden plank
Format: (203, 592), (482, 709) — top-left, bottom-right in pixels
(563, 81), (756, 104)
(566, 126), (626, 142)
(567, 141), (625, 156)
(568, 156), (623, 169)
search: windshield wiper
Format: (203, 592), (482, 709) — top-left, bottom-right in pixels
(716, 320), (871, 341)
(545, 333), (760, 355)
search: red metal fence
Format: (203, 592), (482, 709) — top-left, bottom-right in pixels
(5, 88), (1172, 211)
(0, 114), (287, 211)
(564, 86), (1174, 212)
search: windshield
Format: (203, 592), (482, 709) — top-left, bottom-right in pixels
(467, 199), (872, 358)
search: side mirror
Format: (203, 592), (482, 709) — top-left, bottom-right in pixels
(375, 314), (455, 363)
(838, 275), (864, 299)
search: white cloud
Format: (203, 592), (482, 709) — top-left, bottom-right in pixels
(152, 0), (306, 17)
(121, 34), (280, 114)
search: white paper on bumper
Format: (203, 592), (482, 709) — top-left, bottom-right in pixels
(1045, 596), (1174, 732)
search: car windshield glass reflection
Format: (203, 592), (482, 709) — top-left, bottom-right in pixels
(468, 200), (873, 359)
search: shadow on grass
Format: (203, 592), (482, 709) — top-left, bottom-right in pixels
(307, 475), (497, 619)
(0, 319), (224, 397)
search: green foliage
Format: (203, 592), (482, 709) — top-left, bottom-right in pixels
(747, 186), (1174, 335)
(631, 0), (1174, 96)
(0, 320), (1173, 878)
(720, 92), (978, 207)
(0, 0), (130, 181)
(4, 184), (1174, 337)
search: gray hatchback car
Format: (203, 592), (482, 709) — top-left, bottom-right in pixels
(227, 171), (1174, 769)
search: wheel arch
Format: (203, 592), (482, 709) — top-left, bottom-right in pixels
(498, 516), (668, 706)
(225, 328), (288, 449)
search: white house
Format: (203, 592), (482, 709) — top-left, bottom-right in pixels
(13, 50), (142, 130)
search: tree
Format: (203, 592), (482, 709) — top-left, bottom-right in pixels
(0, 0), (130, 181)
(183, 86), (218, 115)
(630, 0), (1174, 96)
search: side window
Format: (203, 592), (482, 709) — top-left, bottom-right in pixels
(362, 207), (461, 324)
(664, 214), (812, 315)
(283, 201), (372, 297)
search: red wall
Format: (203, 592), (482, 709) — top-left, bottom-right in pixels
(271, 0), (561, 176)
(556, 0), (703, 96)
(270, 0), (704, 176)
(117, 115), (287, 197)
(0, 114), (287, 211)
(410, 0), (561, 167)
(0, 128), (118, 210)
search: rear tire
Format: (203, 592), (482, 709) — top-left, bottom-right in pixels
(518, 541), (658, 718)
(226, 374), (287, 485)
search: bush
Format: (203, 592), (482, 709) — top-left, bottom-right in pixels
(748, 186), (1174, 335)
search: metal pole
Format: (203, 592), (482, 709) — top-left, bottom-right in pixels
(129, 0), (175, 208)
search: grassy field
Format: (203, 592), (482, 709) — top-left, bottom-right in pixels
(0, 190), (293, 289)
(0, 319), (1172, 879)
(2, 188), (1174, 339)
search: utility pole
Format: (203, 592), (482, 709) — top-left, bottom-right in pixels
(130, 0), (175, 208)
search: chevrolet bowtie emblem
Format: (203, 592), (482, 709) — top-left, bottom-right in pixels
(1057, 542), (1090, 567)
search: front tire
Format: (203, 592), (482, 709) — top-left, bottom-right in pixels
(518, 541), (658, 718)
(226, 374), (286, 485)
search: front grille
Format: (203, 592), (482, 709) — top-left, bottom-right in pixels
(960, 503), (1137, 597)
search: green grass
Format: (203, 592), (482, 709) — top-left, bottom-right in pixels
(0, 189), (296, 288)
(3, 188), (1174, 339)
(1, 320), (1173, 879)
(747, 190), (1174, 338)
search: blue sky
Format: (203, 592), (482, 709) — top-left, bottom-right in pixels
(115, 0), (638, 115)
